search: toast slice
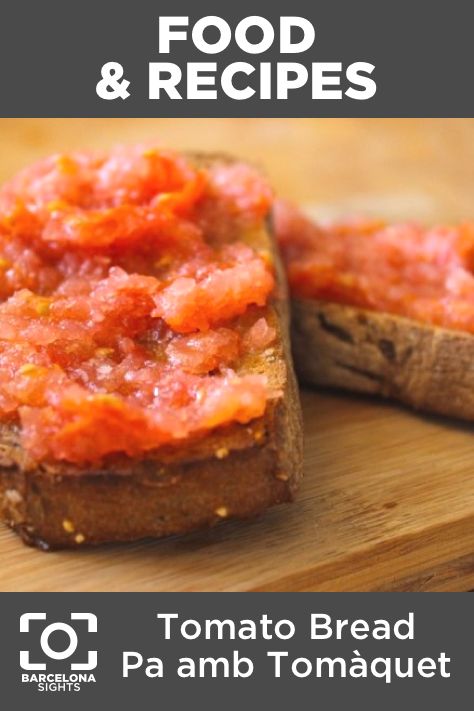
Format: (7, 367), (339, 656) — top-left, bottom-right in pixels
(292, 299), (474, 420)
(0, 153), (303, 549)
(275, 201), (474, 421)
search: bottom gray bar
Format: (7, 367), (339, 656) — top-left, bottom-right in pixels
(1, 593), (469, 708)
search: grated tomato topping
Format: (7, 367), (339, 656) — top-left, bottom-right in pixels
(0, 147), (275, 463)
(275, 199), (474, 333)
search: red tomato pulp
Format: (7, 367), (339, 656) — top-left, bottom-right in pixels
(275, 200), (474, 333)
(0, 148), (275, 463)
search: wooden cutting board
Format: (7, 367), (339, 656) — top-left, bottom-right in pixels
(0, 118), (474, 592)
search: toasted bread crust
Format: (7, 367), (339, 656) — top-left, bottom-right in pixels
(0, 156), (303, 549)
(292, 298), (474, 420)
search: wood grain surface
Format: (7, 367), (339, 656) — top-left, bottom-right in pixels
(0, 118), (473, 591)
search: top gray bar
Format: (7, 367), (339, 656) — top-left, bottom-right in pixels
(1, 0), (473, 117)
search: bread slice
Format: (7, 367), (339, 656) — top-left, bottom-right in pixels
(0, 155), (303, 549)
(292, 298), (474, 420)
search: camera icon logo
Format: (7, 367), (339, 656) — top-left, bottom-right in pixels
(20, 613), (97, 671)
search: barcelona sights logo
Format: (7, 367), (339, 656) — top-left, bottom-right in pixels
(20, 612), (97, 692)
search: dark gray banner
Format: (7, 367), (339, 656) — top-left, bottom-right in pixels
(0, 0), (473, 117)
(0, 593), (470, 708)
